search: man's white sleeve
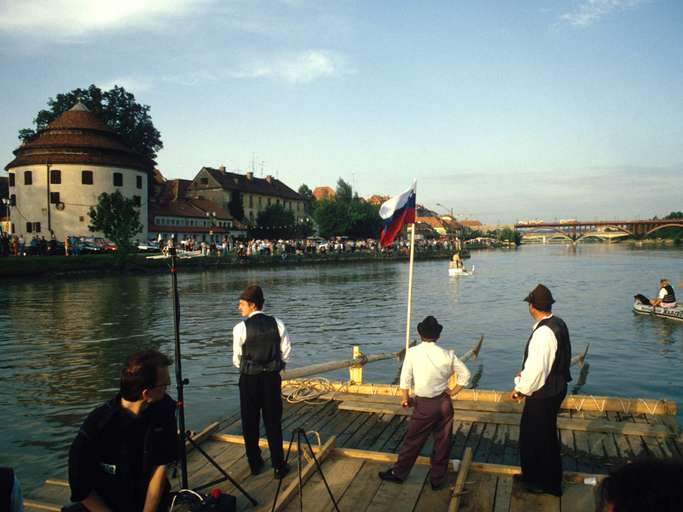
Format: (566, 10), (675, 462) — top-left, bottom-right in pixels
(515, 326), (557, 396)
(276, 318), (291, 362)
(232, 323), (244, 368)
(399, 350), (413, 390)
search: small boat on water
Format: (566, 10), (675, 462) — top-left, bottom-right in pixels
(633, 294), (683, 322)
(448, 265), (475, 277)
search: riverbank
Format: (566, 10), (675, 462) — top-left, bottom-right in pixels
(0, 249), (455, 279)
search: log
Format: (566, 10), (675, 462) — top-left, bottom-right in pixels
(281, 336), (482, 381)
(23, 500), (61, 512)
(211, 434), (605, 484)
(280, 380), (677, 415)
(281, 348), (407, 380)
(337, 402), (676, 438)
(448, 447), (473, 512)
(460, 336), (484, 363)
(571, 344), (590, 368)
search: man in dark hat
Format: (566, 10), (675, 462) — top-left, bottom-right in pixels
(378, 316), (471, 490)
(232, 285), (292, 479)
(511, 284), (572, 496)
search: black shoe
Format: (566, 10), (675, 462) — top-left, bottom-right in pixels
(513, 475), (561, 497)
(430, 480), (448, 491)
(378, 469), (403, 484)
(274, 463), (290, 480)
(250, 458), (265, 476)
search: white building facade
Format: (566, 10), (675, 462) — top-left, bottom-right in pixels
(5, 103), (153, 241)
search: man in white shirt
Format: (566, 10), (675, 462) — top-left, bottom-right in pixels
(378, 316), (471, 490)
(511, 284), (571, 497)
(651, 279), (677, 308)
(233, 285), (292, 479)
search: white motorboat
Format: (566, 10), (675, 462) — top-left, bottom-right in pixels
(448, 265), (475, 277)
(633, 296), (683, 322)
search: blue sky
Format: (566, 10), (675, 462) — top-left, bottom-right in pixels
(1, 0), (681, 223)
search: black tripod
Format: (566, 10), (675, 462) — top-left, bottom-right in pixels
(169, 238), (257, 506)
(270, 428), (339, 512)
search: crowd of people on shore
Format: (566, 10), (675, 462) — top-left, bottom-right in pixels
(166, 235), (457, 259)
(0, 232), (62, 257)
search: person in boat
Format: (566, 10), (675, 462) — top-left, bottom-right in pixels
(651, 279), (677, 308)
(596, 458), (683, 511)
(68, 350), (178, 512)
(232, 285), (292, 480)
(378, 316), (471, 490)
(510, 284), (571, 497)
(449, 253), (464, 270)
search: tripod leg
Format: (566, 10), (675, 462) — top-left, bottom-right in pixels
(186, 432), (257, 506)
(271, 429), (297, 512)
(302, 432), (340, 512)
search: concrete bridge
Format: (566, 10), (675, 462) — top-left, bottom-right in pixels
(514, 219), (683, 243)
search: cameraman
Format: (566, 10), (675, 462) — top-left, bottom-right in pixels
(68, 350), (179, 511)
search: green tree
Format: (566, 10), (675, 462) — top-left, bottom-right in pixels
(88, 191), (143, 260)
(313, 179), (382, 239)
(19, 84), (162, 159)
(228, 191), (245, 221)
(336, 178), (353, 203)
(497, 227), (522, 246)
(250, 204), (297, 239)
(314, 200), (350, 238)
(298, 184), (316, 215)
(665, 211), (683, 219)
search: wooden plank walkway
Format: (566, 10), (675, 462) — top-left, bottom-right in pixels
(24, 389), (683, 512)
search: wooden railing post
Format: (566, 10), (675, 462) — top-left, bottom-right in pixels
(349, 345), (363, 384)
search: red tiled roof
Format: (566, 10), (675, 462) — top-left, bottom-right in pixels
(460, 220), (482, 227)
(313, 186), (336, 200)
(5, 105), (155, 173)
(198, 167), (303, 201)
(367, 194), (389, 205)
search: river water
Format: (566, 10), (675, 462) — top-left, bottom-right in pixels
(1, 244), (682, 491)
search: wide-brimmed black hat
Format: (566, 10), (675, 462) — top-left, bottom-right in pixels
(239, 285), (264, 306)
(523, 284), (555, 311)
(417, 316), (443, 340)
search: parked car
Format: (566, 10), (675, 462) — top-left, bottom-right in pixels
(77, 237), (103, 254)
(93, 237), (117, 252)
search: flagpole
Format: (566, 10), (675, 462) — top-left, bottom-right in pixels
(405, 222), (416, 352)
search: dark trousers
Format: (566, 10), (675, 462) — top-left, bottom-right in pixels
(519, 390), (566, 494)
(239, 371), (285, 470)
(393, 393), (454, 486)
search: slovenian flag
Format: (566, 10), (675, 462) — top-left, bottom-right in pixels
(379, 181), (417, 247)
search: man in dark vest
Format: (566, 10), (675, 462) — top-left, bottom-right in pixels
(511, 284), (571, 496)
(232, 285), (292, 479)
(0, 467), (23, 511)
(651, 279), (677, 308)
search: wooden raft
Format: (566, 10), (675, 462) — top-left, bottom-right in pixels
(24, 342), (682, 512)
(26, 384), (682, 512)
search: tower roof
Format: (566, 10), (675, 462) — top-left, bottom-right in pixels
(5, 104), (155, 173)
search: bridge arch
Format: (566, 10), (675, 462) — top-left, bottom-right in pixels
(644, 223), (683, 237)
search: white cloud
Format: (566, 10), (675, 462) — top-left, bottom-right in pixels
(162, 71), (219, 87)
(97, 77), (153, 93)
(559, 0), (646, 27)
(0, 0), (212, 39)
(230, 50), (352, 84)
